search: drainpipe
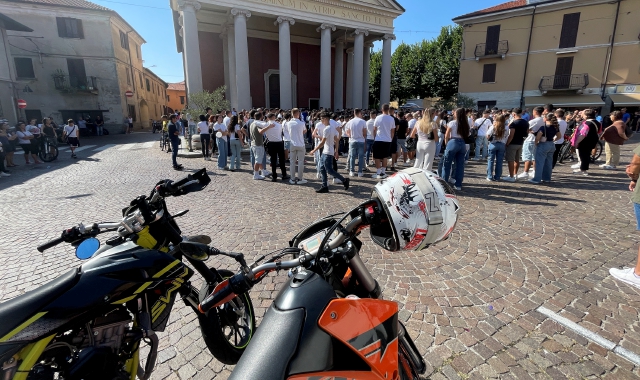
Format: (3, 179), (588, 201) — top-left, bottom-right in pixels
(520, 5), (536, 109)
(601, 0), (621, 100)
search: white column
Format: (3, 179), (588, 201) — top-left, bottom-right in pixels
(333, 38), (345, 110)
(352, 29), (368, 109)
(346, 47), (354, 109)
(317, 23), (335, 109)
(276, 16), (295, 110)
(232, 8), (252, 110)
(220, 29), (230, 102)
(380, 34), (395, 105)
(363, 42), (373, 110)
(227, 27), (237, 110)
(178, 0), (203, 98)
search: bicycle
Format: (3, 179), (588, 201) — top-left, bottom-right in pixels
(39, 136), (59, 162)
(160, 130), (169, 151)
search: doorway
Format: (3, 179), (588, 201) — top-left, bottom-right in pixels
(553, 57), (574, 89)
(264, 70), (297, 108)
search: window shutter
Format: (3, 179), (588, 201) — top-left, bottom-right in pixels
(76, 19), (84, 39)
(482, 64), (496, 83)
(485, 25), (501, 55)
(56, 17), (67, 37)
(559, 13), (580, 49)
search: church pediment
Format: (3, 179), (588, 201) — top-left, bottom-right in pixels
(342, 0), (405, 12)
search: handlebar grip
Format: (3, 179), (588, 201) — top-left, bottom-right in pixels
(198, 279), (234, 313)
(37, 236), (65, 253)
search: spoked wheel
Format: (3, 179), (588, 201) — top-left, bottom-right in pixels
(558, 143), (572, 164)
(591, 141), (603, 163)
(197, 269), (256, 365)
(39, 143), (58, 162)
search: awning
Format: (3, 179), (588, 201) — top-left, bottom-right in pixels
(524, 95), (604, 108)
(609, 93), (640, 107)
(0, 13), (33, 32)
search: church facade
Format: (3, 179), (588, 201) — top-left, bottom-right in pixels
(170, 0), (404, 111)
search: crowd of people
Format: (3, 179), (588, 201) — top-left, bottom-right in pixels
(160, 103), (637, 193)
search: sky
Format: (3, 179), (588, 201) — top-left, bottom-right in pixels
(90, 0), (503, 84)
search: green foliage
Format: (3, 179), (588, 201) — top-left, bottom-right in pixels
(183, 86), (229, 116)
(369, 25), (464, 107)
(435, 94), (476, 111)
(368, 50), (382, 109)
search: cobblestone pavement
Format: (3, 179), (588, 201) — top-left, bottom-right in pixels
(1, 131), (640, 379)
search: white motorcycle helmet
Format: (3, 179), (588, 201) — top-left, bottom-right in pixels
(370, 168), (459, 251)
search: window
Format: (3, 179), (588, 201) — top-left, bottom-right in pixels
(482, 64), (496, 83)
(127, 104), (136, 122)
(119, 30), (129, 50)
(145, 78), (150, 92)
(559, 13), (580, 49)
(56, 17), (84, 38)
(139, 73), (143, 89)
(180, 96), (185, 105)
(125, 67), (131, 85)
(134, 43), (139, 58)
(485, 25), (501, 55)
(14, 57), (35, 79)
(167, 95), (170, 102)
(477, 101), (497, 110)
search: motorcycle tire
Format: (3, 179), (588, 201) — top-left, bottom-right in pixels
(197, 269), (256, 365)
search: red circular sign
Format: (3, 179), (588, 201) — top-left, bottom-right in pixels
(17, 99), (27, 109)
(125, 91), (133, 98)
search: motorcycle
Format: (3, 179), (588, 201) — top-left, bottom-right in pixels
(196, 168), (460, 380)
(0, 168), (256, 380)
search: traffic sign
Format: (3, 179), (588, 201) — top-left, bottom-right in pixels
(17, 99), (27, 109)
(125, 91), (133, 98)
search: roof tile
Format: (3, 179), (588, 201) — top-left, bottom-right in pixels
(5, 0), (112, 12)
(455, 0), (527, 20)
(167, 81), (185, 91)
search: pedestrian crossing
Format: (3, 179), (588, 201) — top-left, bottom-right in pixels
(59, 141), (158, 153)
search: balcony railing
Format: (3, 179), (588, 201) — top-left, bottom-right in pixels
(53, 76), (98, 92)
(538, 74), (589, 93)
(474, 41), (509, 59)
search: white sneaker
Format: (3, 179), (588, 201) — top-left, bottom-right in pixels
(516, 172), (530, 179)
(253, 174), (265, 180)
(298, 179), (308, 184)
(262, 170), (271, 177)
(571, 163), (581, 169)
(372, 173), (380, 178)
(529, 171), (535, 178)
(333, 178), (343, 184)
(502, 176), (516, 182)
(448, 177), (456, 185)
(610, 267), (640, 289)
(602, 165), (616, 170)
(454, 186), (461, 191)
(358, 173), (364, 178)
(349, 171), (355, 177)
(316, 173), (321, 179)
(599, 164), (607, 168)
(0, 172), (10, 177)
(289, 178), (297, 184)
(378, 173), (388, 179)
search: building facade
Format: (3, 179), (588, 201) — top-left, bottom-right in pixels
(0, 0), (166, 131)
(166, 81), (186, 113)
(0, 13), (33, 123)
(454, 0), (640, 111)
(170, 0), (404, 111)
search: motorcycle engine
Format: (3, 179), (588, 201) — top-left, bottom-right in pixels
(28, 308), (133, 380)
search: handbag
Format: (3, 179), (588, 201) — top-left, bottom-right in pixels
(405, 137), (417, 151)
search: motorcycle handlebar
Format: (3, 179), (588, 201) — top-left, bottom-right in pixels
(37, 236), (65, 253)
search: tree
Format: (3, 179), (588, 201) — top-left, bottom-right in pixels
(368, 51), (382, 109)
(183, 86), (229, 116)
(435, 94), (476, 111)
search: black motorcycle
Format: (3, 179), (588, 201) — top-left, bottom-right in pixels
(0, 169), (255, 380)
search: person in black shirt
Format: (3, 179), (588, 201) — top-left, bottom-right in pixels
(167, 114), (182, 170)
(503, 108), (529, 182)
(396, 111), (409, 165)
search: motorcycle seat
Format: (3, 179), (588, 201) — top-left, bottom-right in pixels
(0, 268), (79, 342)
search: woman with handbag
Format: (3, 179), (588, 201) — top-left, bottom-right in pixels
(16, 122), (42, 164)
(410, 107), (439, 171)
(571, 109), (600, 176)
(485, 114), (509, 181)
(530, 113), (561, 184)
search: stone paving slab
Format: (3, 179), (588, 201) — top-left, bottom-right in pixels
(1, 133), (640, 379)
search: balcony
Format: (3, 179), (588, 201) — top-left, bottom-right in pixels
(474, 41), (509, 60)
(538, 74), (589, 94)
(53, 75), (98, 93)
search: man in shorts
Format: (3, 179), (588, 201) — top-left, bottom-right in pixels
(249, 111), (274, 180)
(372, 104), (396, 179)
(63, 119), (80, 159)
(503, 108), (529, 182)
(518, 106), (544, 179)
(610, 148), (640, 288)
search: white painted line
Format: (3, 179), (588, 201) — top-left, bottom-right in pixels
(117, 144), (136, 151)
(537, 306), (640, 366)
(93, 144), (116, 151)
(141, 141), (155, 149)
(70, 145), (96, 153)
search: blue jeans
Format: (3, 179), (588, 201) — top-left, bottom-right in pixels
(320, 154), (345, 188)
(97, 126), (103, 136)
(229, 139), (242, 169)
(217, 137), (227, 168)
(475, 135), (488, 159)
(171, 140), (179, 167)
(443, 139), (466, 187)
(365, 139), (375, 164)
(532, 141), (555, 182)
(349, 141), (365, 173)
(436, 131), (445, 157)
(487, 142), (506, 180)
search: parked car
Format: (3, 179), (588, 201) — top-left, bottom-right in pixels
(400, 103), (423, 112)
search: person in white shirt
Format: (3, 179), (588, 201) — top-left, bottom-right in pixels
(365, 111), (377, 166)
(309, 112), (350, 193)
(518, 106), (544, 179)
(212, 114), (229, 170)
(486, 114), (510, 181)
(371, 104), (396, 179)
(63, 119), (80, 159)
(552, 108), (567, 168)
(264, 113), (289, 182)
(232, 108), (237, 116)
(223, 110), (232, 130)
(313, 117), (326, 179)
(473, 110), (492, 160)
(286, 108), (308, 184)
(283, 112), (291, 163)
(197, 114), (211, 160)
(345, 109), (367, 177)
